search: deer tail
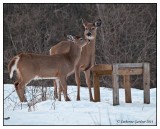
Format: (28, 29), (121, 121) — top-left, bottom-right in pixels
(8, 56), (20, 79)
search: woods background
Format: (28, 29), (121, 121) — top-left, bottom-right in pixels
(3, 4), (157, 89)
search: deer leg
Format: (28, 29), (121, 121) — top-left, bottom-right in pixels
(55, 79), (62, 101)
(14, 80), (21, 100)
(14, 80), (27, 102)
(84, 70), (94, 101)
(53, 80), (58, 99)
(59, 77), (70, 101)
(75, 66), (81, 101)
(58, 84), (62, 101)
(16, 81), (27, 102)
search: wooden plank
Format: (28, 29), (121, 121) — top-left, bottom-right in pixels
(118, 63), (143, 68)
(91, 64), (112, 72)
(96, 70), (112, 76)
(93, 72), (100, 102)
(143, 63), (150, 104)
(123, 75), (132, 103)
(118, 68), (143, 75)
(112, 64), (119, 106)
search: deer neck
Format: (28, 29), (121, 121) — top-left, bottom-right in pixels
(86, 38), (96, 54)
(68, 44), (82, 65)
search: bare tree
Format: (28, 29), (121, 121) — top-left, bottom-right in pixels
(4, 4), (156, 90)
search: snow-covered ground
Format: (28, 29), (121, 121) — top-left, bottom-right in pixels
(4, 84), (156, 125)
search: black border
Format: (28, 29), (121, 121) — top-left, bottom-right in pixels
(3, 3), (157, 126)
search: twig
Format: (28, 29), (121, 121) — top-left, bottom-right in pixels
(4, 90), (15, 100)
(107, 106), (112, 125)
(7, 24), (17, 53)
(88, 112), (97, 125)
(4, 117), (10, 120)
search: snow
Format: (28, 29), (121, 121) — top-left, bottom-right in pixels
(4, 84), (156, 125)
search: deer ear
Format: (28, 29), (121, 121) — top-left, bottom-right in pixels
(67, 35), (72, 41)
(81, 18), (88, 27)
(44, 34), (50, 40)
(67, 35), (75, 42)
(94, 19), (102, 27)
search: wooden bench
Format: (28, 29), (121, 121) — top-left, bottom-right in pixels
(91, 63), (150, 106)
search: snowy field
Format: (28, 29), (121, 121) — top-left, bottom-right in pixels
(4, 84), (156, 125)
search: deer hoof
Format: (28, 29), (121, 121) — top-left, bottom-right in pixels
(23, 98), (27, 102)
(65, 96), (71, 101)
(90, 98), (95, 102)
(54, 94), (58, 99)
(76, 97), (80, 101)
(91, 99), (96, 102)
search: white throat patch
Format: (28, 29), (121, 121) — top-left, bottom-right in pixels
(86, 36), (95, 40)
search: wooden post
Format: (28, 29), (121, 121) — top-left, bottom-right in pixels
(91, 63), (150, 105)
(112, 64), (119, 106)
(123, 75), (132, 103)
(93, 72), (100, 102)
(143, 63), (150, 104)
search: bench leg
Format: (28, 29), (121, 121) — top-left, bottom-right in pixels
(123, 75), (132, 103)
(93, 72), (100, 102)
(112, 64), (119, 106)
(143, 63), (150, 104)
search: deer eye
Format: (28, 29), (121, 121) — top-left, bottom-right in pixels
(85, 27), (88, 30)
(79, 38), (83, 41)
(91, 27), (95, 30)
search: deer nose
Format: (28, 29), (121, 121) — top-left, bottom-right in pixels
(87, 32), (92, 36)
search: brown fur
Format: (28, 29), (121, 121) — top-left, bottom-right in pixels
(8, 56), (17, 75)
(50, 19), (101, 101)
(8, 36), (86, 102)
(84, 61), (92, 71)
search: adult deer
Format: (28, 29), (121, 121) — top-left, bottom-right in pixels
(50, 19), (102, 101)
(8, 35), (87, 102)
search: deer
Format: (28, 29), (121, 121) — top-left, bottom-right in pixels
(49, 19), (102, 101)
(8, 35), (88, 102)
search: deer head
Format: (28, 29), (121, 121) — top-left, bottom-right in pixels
(67, 35), (87, 47)
(82, 18), (102, 40)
